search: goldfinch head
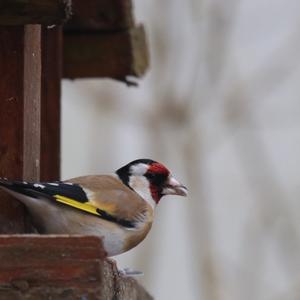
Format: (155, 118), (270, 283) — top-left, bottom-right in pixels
(116, 159), (187, 205)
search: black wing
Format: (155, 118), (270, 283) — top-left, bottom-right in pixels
(0, 179), (89, 202)
(0, 178), (136, 228)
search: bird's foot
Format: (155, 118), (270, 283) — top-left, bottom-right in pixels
(118, 267), (144, 277)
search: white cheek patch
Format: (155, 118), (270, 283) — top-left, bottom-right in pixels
(129, 176), (156, 209)
(130, 164), (148, 176)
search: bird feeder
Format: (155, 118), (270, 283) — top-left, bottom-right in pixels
(0, 0), (150, 298)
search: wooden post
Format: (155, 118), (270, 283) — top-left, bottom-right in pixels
(40, 26), (61, 181)
(0, 25), (42, 233)
(23, 25), (42, 181)
(0, 24), (61, 231)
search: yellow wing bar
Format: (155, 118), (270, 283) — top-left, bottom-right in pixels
(54, 194), (136, 229)
(55, 194), (99, 216)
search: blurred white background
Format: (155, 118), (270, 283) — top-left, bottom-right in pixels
(62, 1), (300, 299)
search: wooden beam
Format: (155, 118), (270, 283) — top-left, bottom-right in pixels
(63, 25), (149, 80)
(0, 0), (71, 25)
(64, 0), (134, 32)
(40, 26), (61, 181)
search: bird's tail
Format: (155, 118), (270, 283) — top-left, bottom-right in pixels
(0, 178), (27, 189)
(0, 178), (12, 188)
(0, 179), (38, 198)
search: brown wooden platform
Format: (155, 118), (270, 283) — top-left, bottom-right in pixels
(0, 235), (153, 300)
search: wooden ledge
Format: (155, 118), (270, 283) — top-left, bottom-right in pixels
(0, 235), (153, 299)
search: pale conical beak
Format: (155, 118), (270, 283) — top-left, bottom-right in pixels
(162, 176), (188, 197)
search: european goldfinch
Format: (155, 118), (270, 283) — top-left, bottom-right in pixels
(0, 159), (187, 256)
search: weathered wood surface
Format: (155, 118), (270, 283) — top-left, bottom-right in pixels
(0, 26), (42, 233)
(23, 25), (41, 181)
(0, 235), (105, 299)
(63, 25), (149, 80)
(0, 235), (153, 300)
(64, 0), (134, 32)
(40, 26), (61, 181)
(0, 0), (72, 25)
(0, 24), (61, 231)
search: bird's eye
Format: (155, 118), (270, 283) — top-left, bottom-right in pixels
(146, 172), (167, 187)
(146, 172), (155, 179)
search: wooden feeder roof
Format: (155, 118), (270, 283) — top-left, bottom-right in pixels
(0, 0), (149, 82)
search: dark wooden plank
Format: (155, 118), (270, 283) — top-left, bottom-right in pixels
(63, 25), (149, 80)
(0, 236), (153, 299)
(0, 25), (42, 233)
(0, 235), (104, 299)
(0, 235), (105, 269)
(0, 24), (62, 231)
(64, 0), (134, 32)
(0, 286), (102, 300)
(40, 26), (61, 181)
(0, 0), (72, 25)
(0, 27), (25, 181)
(0, 27), (28, 233)
(0, 235), (153, 300)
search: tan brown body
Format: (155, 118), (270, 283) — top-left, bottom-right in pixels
(0, 159), (187, 257)
(66, 175), (155, 255)
(3, 175), (154, 256)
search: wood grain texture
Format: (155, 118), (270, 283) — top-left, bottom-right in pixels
(0, 25), (42, 233)
(0, 27), (24, 180)
(40, 26), (61, 181)
(0, 235), (153, 300)
(0, 0), (72, 25)
(64, 0), (134, 32)
(0, 235), (104, 299)
(0, 27), (27, 233)
(63, 25), (149, 80)
(23, 25), (41, 181)
(0, 24), (62, 231)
